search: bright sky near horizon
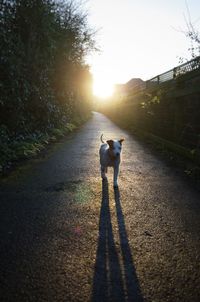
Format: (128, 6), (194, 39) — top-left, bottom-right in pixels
(85, 0), (200, 97)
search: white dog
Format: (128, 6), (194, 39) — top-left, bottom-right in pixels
(99, 134), (124, 187)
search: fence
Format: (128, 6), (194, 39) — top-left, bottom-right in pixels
(146, 56), (200, 87)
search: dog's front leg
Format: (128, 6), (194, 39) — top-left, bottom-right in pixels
(113, 165), (119, 187)
(101, 166), (107, 179)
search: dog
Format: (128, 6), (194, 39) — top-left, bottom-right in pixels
(99, 134), (124, 187)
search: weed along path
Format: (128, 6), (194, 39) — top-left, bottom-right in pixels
(0, 112), (200, 302)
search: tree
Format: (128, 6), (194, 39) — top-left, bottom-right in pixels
(179, 2), (200, 61)
(0, 0), (95, 134)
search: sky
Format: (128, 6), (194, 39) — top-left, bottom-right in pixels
(84, 0), (200, 97)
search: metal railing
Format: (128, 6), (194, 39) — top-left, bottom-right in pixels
(146, 56), (200, 87)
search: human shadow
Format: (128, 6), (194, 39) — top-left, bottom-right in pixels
(92, 179), (144, 302)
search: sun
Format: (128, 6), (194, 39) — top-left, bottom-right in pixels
(93, 76), (114, 98)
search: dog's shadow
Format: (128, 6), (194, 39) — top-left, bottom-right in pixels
(92, 179), (144, 302)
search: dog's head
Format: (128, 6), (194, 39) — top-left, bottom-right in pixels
(107, 138), (124, 159)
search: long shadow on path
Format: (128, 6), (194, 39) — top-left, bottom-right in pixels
(92, 179), (144, 302)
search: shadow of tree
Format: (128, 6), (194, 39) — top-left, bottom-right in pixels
(92, 179), (144, 302)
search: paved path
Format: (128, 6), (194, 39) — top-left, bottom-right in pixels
(0, 112), (200, 302)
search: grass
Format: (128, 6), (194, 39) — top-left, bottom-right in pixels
(132, 128), (200, 165)
(132, 128), (200, 188)
(0, 122), (78, 175)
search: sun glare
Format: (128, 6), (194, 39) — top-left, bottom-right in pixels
(93, 77), (114, 98)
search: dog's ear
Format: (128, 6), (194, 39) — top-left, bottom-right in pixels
(107, 140), (114, 148)
(119, 138), (125, 144)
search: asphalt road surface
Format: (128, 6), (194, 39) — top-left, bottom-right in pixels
(0, 112), (200, 302)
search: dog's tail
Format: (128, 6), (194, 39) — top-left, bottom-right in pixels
(100, 134), (105, 143)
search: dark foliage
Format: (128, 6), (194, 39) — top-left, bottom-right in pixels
(100, 71), (200, 151)
(0, 0), (94, 136)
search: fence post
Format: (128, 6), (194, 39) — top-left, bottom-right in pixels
(173, 67), (177, 79)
